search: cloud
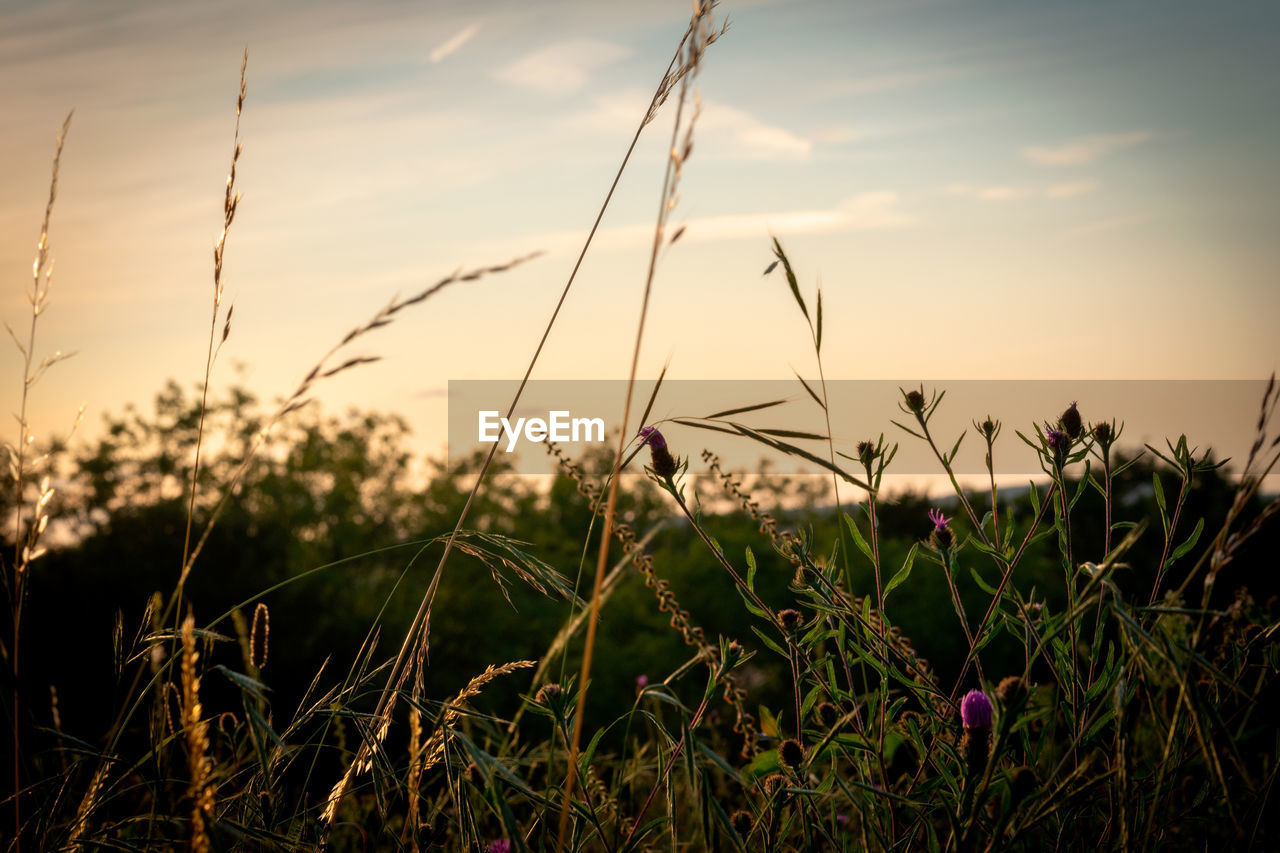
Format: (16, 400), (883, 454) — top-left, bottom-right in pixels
(1045, 179), (1100, 199)
(946, 180), (1100, 202)
(698, 103), (811, 160)
(572, 92), (811, 161)
(975, 186), (1031, 202)
(1059, 213), (1149, 240)
(1021, 132), (1150, 166)
(429, 22), (480, 63)
(521, 192), (915, 253)
(493, 39), (631, 94)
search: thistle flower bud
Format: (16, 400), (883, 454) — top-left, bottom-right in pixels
(928, 508), (953, 550)
(1059, 401), (1083, 439)
(960, 689), (994, 729)
(730, 809), (753, 837)
(779, 738), (805, 773)
(761, 773), (789, 799)
(995, 675), (1026, 707)
(904, 389), (926, 413)
(816, 701), (840, 728)
(960, 689), (993, 776)
(639, 425), (677, 479)
(465, 762), (484, 787)
(979, 417), (998, 440)
(1010, 765), (1037, 807)
(856, 440), (876, 468)
(1044, 425), (1070, 466)
(778, 608), (803, 633)
(535, 682), (570, 719)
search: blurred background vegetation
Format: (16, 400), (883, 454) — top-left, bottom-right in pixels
(10, 380), (1278, 767)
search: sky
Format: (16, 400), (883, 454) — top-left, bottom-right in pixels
(2, 0), (1277, 486)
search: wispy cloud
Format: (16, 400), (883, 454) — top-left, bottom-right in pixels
(429, 22), (480, 63)
(1045, 179), (1100, 199)
(946, 180), (1100, 202)
(1021, 132), (1150, 166)
(699, 103), (811, 160)
(493, 39), (631, 94)
(975, 186), (1032, 202)
(572, 92), (810, 160)
(1059, 213), (1150, 240)
(519, 192), (915, 254)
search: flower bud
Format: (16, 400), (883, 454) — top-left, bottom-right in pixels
(779, 738), (805, 773)
(960, 689), (994, 776)
(856, 440), (876, 468)
(1059, 401), (1083, 440)
(928, 508), (953, 550)
(995, 676), (1026, 707)
(639, 426), (677, 479)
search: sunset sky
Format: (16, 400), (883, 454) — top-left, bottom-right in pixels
(2, 0), (1277, 483)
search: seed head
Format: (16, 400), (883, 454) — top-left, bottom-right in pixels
(778, 608), (803, 633)
(761, 773), (788, 798)
(816, 701), (840, 727)
(995, 676), (1026, 706)
(730, 809), (753, 837)
(779, 738), (805, 772)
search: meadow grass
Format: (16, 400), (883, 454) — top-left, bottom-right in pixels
(4, 2), (1279, 850)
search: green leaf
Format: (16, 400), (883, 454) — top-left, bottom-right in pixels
(1153, 471), (1167, 516)
(215, 665), (269, 702)
(884, 543), (918, 601)
(970, 565), (998, 596)
(750, 625), (789, 658)
(843, 512), (874, 562)
(1168, 517), (1205, 564)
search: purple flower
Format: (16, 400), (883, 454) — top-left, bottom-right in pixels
(928, 509), (953, 550)
(960, 689), (994, 730)
(1044, 424), (1070, 460)
(486, 840), (511, 853)
(638, 425), (667, 450)
(636, 674), (648, 688)
(639, 426), (677, 479)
